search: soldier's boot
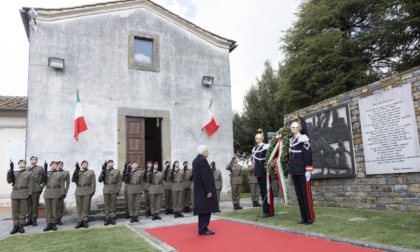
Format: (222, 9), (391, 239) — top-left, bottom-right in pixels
(18, 224), (25, 233)
(104, 218), (111, 226)
(134, 216), (139, 222)
(82, 221), (89, 228)
(237, 204), (243, 210)
(52, 224), (57, 231)
(169, 209), (175, 214)
(178, 211), (184, 217)
(43, 224), (52, 232)
(165, 209), (170, 215)
(185, 206), (191, 213)
(32, 218), (38, 226)
(130, 217), (135, 223)
(125, 212), (130, 219)
(155, 214), (162, 220)
(75, 222), (83, 229)
(110, 218), (116, 225)
(10, 225), (19, 235)
(152, 214), (157, 221)
(255, 201), (261, 207)
(57, 218), (63, 225)
(234, 204), (238, 210)
(174, 212), (178, 218)
(252, 201), (257, 207)
(182, 207), (187, 213)
(24, 218), (32, 226)
(145, 210), (151, 217)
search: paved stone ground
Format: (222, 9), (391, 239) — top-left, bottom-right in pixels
(0, 199), (417, 252)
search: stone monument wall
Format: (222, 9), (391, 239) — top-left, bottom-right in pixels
(285, 66), (420, 212)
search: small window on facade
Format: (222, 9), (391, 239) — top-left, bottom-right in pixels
(128, 32), (160, 72)
(134, 38), (154, 66)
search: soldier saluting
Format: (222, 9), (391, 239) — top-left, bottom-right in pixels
(125, 161), (144, 223)
(211, 161), (222, 212)
(43, 161), (65, 232)
(171, 161), (184, 218)
(57, 161), (70, 225)
(8, 160), (33, 234)
(25, 156), (44, 226)
(226, 156), (243, 210)
(163, 160), (173, 215)
(73, 160), (96, 229)
(148, 162), (164, 220)
(98, 160), (122, 226)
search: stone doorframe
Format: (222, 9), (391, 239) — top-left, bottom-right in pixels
(117, 107), (171, 168)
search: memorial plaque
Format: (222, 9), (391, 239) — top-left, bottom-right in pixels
(359, 84), (420, 175)
(5, 139), (26, 172)
(287, 104), (356, 179)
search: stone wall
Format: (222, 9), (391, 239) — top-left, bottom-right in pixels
(285, 66), (420, 212)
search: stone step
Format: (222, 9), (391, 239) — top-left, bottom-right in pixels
(87, 208), (171, 221)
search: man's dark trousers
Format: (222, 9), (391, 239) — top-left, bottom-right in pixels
(198, 213), (211, 233)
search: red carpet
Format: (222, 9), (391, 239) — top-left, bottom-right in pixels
(145, 219), (382, 252)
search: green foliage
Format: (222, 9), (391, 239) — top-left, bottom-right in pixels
(265, 127), (293, 177)
(277, 0), (420, 114)
(233, 61), (284, 156)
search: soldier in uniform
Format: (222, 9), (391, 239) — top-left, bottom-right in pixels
(25, 156), (44, 226)
(122, 161), (130, 220)
(171, 161), (184, 218)
(143, 161), (152, 217)
(73, 160), (96, 229)
(98, 160), (122, 226)
(43, 161), (65, 231)
(8, 160), (33, 234)
(251, 129), (272, 218)
(125, 161), (144, 223)
(211, 161), (222, 212)
(226, 156), (243, 210)
(182, 161), (193, 213)
(148, 161), (164, 220)
(57, 161), (70, 225)
(289, 117), (314, 225)
(163, 160), (173, 215)
(247, 158), (261, 207)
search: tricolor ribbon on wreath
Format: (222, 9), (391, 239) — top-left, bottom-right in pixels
(266, 133), (288, 205)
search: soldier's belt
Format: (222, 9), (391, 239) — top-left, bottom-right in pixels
(46, 185), (61, 189)
(78, 183), (91, 187)
(104, 182), (118, 185)
(13, 186), (28, 190)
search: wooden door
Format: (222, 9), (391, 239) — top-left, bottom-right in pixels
(126, 117), (145, 166)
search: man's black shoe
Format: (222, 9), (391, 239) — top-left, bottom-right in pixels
(297, 220), (305, 224)
(125, 213), (130, 219)
(237, 205), (243, 210)
(145, 210), (151, 217)
(255, 201), (261, 207)
(216, 209), (221, 213)
(24, 218), (32, 226)
(82, 220), (89, 228)
(57, 218), (63, 225)
(199, 230), (215, 236)
(304, 220), (313, 225)
(75, 222), (83, 229)
(130, 217), (135, 223)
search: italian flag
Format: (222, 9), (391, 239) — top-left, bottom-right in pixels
(74, 90), (88, 141)
(203, 110), (219, 137)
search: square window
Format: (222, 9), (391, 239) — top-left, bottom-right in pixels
(128, 32), (160, 72)
(134, 38), (154, 66)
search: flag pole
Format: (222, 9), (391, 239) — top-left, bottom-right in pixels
(209, 99), (213, 110)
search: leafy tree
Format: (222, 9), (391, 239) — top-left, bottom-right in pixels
(276, 0), (420, 113)
(233, 61), (284, 156)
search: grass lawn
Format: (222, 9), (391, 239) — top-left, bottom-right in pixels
(0, 225), (159, 252)
(217, 205), (420, 250)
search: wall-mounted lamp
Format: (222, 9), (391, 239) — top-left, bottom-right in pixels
(48, 57), (65, 69)
(202, 76), (214, 86)
(28, 8), (38, 19)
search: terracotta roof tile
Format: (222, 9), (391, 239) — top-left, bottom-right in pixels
(0, 96), (27, 110)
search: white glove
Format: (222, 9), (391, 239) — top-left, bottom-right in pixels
(305, 171), (311, 181)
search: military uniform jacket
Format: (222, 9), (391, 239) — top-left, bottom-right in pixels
(73, 169), (96, 196)
(212, 169), (223, 190)
(58, 169), (70, 195)
(27, 165), (45, 193)
(44, 171), (66, 199)
(126, 169), (144, 195)
(289, 134), (313, 175)
(144, 168), (151, 191)
(182, 169), (193, 189)
(163, 168), (172, 190)
(171, 170), (184, 192)
(252, 143), (270, 177)
(226, 163), (243, 185)
(98, 168), (122, 195)
(247, 164), (258, 184)
(8, 169), (33, 199)
(149, 171), (164, 195)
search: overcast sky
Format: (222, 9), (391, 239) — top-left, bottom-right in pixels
(1, 0), (300, 112)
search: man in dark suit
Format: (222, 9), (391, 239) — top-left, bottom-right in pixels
(192, 145), (218, 236)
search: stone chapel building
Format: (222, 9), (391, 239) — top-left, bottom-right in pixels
(20, 0), (236, 207)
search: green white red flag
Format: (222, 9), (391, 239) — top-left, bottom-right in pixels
(74, 90), (88, 141)
(203, 110), (220, 137)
